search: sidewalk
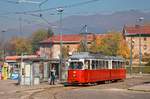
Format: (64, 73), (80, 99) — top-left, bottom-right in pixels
(126, 74), (150, 92)
(128, 83), (150, 92)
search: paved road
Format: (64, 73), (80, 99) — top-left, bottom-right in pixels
(55, 88), (150, 99)
(0, 74), (150, 99)
(0, 80), (62, 99)
(31, 75), (150, 99)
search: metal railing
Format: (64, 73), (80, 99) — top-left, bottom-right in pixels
(125, 65), (150, 74)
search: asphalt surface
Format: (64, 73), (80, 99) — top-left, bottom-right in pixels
(56, 88), (150, 99)
(30, 74), (150, 99)
(0, 74), (150, 99)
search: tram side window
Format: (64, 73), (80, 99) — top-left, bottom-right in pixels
(99, 61), (105, 69)
(112, 61), (117, 69)
(69, 62), (83, 69)
(118, 61), (124, 68)
(98, 60), (103, 69)
(118, 62), (121, 68)
(120, 62), (124, 68)
(102, 61), (108, 69)
(96, 61), (99, 69)
(117, 61), (122, 69)
(112, 61), (123, 69)
(101, 61), (105, 69)
(105, 61), (109, 69)
(92, 60), (96, 70)
(84, 60), (90, 69)
(92, 60), (109, 69)
(97, 60), (105, 69)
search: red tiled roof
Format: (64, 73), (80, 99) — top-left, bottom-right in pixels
(124, 25), (150, 35)
(40, 34), (101, 43)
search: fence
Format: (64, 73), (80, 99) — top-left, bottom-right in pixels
(125, 65), (150, 74)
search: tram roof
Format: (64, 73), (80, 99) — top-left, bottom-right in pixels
(70, 52), (125, 61)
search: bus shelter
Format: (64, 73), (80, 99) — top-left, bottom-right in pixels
(18, 58), (50, 85)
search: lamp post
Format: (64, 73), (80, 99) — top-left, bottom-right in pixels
(136, 17), (144, 74)
(57, 7), (64, 81)
(129, 37), (133, 75)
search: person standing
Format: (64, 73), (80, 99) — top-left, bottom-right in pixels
(50, 66), (56, 85)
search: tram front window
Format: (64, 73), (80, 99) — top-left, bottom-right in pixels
(69, 62), (83, 69)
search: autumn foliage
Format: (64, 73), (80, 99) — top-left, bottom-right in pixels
(89, 32), (130, 58)
(9, 36), (32, 55)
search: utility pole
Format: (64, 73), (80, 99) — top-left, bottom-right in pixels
(129, 37), (133, 75)
(136, 17), (144, 74)
(84, 25), (88, 52)
(139, 33), (142, 74)
(81, 25), (88, 52)
(57, 7), (64, 81)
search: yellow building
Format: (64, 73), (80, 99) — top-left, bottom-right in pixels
(123, 25), (150, 63)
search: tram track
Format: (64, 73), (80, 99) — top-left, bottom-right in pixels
(28, 85), (83, 99)
(28, 75), (150, 99)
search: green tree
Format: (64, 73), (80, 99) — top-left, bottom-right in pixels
(31, 29), (51, 52)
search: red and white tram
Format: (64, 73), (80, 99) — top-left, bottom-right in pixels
(67, 52), (126, 85)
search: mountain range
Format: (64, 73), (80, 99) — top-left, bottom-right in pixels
(3, 10), (150, 38)
(57, 10), (150, 34)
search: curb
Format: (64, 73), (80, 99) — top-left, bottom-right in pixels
(128, 88), (150, 92)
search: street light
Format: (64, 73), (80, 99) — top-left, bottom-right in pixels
(136, 17), (144, 74)
(57, 7), (64, 81)
(129, 36), (133, 75)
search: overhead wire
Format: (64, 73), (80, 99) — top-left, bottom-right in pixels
(0, 0), (19, 4)
(0, 0), (100, 15)
(0, 0), (101, 33)
(39, 0), (48, 10)
(0, 0), (42, 4)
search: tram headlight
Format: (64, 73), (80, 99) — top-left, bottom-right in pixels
(72, 71), (76, 78)
(73, 74), (76, 77)
(73, 71), (76, 73)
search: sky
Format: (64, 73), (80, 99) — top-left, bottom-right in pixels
(0, 0), (150, 35)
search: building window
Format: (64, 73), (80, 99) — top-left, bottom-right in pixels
(144, 37), (147, 41)
(143, 45), (147, 50)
